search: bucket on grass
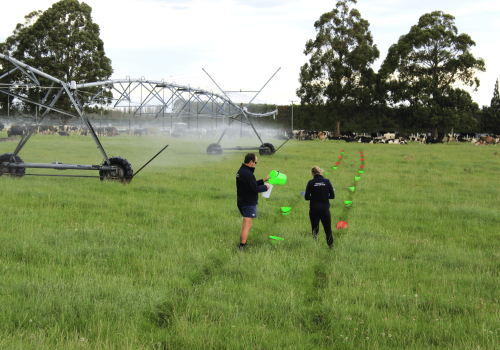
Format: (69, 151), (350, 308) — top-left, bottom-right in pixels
(336, 162), (340, 165)
(269, 170), (287, 185)
(344, 200), (353, 207)
(359, 170), (364, 174)
(281, 207), (291, 215)
(355, 176), (360, 181)
(336, 221), (348, 230)
(349, 186), (355, 192)
(333, 167), (338, 170)
(270, 236), (284, 244)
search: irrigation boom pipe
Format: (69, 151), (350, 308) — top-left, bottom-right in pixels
(274, 137), (291, 153)
(133, 145), (169, 178)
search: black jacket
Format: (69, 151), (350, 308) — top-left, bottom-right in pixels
(236, 164), (268, 207)
(305, 175), (335, 210)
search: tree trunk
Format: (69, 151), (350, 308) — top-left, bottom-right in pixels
(432, 126), (438, 139)
(334, 121), (340, 137)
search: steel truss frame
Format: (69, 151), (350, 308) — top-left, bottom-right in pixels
(0, 53), (279, 179)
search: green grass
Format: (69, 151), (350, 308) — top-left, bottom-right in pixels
(1, 131), (500, 349)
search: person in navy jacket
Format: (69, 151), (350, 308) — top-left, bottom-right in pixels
(236, 153), (270, 251)
(305, 166), (335, 248)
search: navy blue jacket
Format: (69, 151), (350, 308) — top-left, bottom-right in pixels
(305, 175), (335, 210)
(236, 164), (268, 207)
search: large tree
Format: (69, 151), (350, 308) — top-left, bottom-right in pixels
(480, 79), (500, 134)
(380, 11), (485, 136)
(0, 0), (113, 123)
(296, 0), (379, 135)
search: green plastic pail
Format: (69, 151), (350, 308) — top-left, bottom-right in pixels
(269, 170), (287, 185)
(281, 207), (291, 215)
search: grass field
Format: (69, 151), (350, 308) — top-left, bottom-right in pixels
(1, 130), (499, 349)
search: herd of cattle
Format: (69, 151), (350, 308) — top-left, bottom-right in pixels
(0, 123), (286, 140)
(0, 123), (497, 146)
(292, 130), (499, 146)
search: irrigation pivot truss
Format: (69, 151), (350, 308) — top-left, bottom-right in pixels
(0, 53), (279, 181)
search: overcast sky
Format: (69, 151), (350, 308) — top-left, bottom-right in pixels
(1, 0), (499, 106)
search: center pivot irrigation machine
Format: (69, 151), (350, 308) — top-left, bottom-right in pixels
(0, 53), (282, 181)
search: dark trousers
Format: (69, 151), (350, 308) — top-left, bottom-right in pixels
(309, 209), (333, 247)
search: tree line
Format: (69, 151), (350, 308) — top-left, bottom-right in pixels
(294, 0), (498, 136)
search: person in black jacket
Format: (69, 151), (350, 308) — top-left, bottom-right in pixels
(236, 153), (270, 251)
(305, 166), (335, 248)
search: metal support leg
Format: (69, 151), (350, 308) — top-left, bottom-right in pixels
(64, 85), (110, 164)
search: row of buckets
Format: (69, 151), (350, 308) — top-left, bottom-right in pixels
(270, 149), (367, 244)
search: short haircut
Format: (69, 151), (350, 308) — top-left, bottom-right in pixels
(244, 153), (256, 164)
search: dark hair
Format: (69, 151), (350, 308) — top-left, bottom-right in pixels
(244, 153), (256, 164)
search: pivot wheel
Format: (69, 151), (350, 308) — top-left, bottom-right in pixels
(206, 143), (223, 155)
(0, 153), (26, 177)
(99, 157), (133, 183)
(259, 143), (276, 155)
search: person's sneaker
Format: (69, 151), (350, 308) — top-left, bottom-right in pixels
(239, 243), (247, 252)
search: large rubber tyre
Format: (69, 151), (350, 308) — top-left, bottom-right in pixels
(0, 153), (26, 177)
(99, 157), (133, 183)
(206, 143), (223, 155)
(259, 143), (276, 155)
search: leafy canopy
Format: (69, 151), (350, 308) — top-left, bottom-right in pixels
(380, 11), (485, 130)
(0, 0), (113, 119)
(296, 0), (379, 122)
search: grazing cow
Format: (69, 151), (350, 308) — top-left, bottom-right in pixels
(133, 129), (145, 136)
(37, 125), (57, 135)
(106, 127), (119, 137)
(447, 134), (458, 144)
(475, 136), (498, 146)
(318, 131), (326, 142)
(148, 128), (161, 137)
(58, 131), (70, 136)
(358, 136), (373, 143)
(7, 125), (27, 137)
(0, 123), (4, 131)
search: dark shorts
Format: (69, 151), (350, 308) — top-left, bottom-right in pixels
(238, 205), (257, 218)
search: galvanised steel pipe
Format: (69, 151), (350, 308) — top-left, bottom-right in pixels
(1, 162), (117, 171)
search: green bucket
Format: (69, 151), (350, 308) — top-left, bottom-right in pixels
(281, 207), (291, 215)
(355, 176), (360, 181)
(270, 236), (284, 244)
(344, 200), (353, 207)
(359, 170), (364, 174)
(269, 170), (287, 185)
(349, 186), (355, 192)
(333, 167), (338, 170)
